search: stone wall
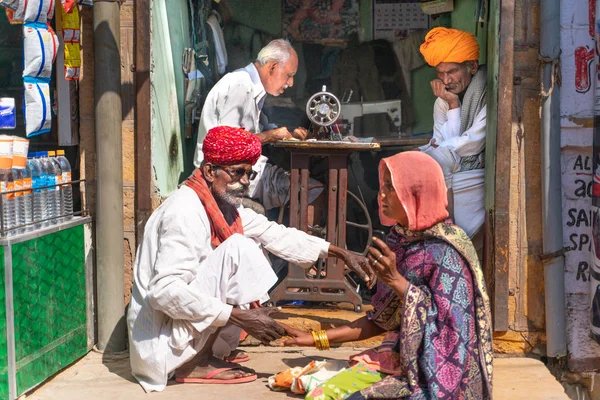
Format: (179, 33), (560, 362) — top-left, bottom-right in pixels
(560, 0), (600, 373)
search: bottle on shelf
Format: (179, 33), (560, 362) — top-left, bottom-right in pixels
(12, 137), (31, 234)
(0, 136), (15, 236)
(37, 151), (58, 225)
(27, 152), (44, 230)
(47, 151), (63, 224)
(56, 150), (73, 221)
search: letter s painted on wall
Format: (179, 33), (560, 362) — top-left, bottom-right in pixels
(575, 46), (595, 93)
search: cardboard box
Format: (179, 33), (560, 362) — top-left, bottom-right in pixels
(421, 0), (454, 14)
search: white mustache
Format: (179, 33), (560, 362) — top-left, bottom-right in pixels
(227, 182), (245, 191)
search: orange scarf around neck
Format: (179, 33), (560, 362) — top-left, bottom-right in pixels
(185, 169), (244, 247)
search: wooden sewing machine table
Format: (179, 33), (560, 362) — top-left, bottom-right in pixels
(268, 140), (380, 312)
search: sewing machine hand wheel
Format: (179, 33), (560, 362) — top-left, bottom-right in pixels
(306, 89), (341, 127)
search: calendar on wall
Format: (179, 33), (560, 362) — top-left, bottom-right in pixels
(373, 0), (430, 42)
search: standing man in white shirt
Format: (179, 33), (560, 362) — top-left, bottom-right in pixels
(194, 39), (322, 212)
(418, 27), (487, 237)
(129, 126), (374, 392)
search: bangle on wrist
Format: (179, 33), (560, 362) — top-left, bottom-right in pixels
(311, 330), (330, 351)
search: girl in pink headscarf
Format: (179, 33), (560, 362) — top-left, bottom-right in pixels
(282, 151), (493, 400)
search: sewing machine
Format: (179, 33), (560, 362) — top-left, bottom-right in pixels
(340, 99), (402, 137)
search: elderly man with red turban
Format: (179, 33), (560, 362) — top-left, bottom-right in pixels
(127, 126), (374, 393)
(418, 27), (487, 239)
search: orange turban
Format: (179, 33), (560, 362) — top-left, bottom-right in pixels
(419, 27), (479, 67)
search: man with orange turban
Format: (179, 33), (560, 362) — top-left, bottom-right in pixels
(418, 27), (487, 239)
(127, 126), (375, 393)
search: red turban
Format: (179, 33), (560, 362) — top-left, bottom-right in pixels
(202, 126), (262, 165)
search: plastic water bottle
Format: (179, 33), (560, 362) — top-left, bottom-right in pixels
(38, 152), (58, 225)
(47, 151), (63, 223)
(34, 152), (50, 228)
(27, 153), (44, 230)
(0, 169), (16, 236)
(21, 162), (32, 232)
(56, 150), (73, 221)
(12, 166), (24, 234)
(0, 136), (15, 236)
(12, 137), (31, 233)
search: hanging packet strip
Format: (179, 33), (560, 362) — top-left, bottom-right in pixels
(23, 77), (52, 137)
(6, 0), (54, 24)
(0, 98), (16, 129)
(61, 0), (76, 13)
(61, 3), (80, 80)
(23, 22), (59, 79)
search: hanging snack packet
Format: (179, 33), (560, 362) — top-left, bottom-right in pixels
(23, 78), (52, 137)
(23, 23), (58, 79)
(0, 98), (16, 129)
(61, 3), (80, 80)
(25, 0), (54, 23)
(8, 0), (55, 23)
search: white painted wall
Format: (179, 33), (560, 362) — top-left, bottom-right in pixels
(560, 0), (600, 371)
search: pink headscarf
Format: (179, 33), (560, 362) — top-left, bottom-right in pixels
(378, 151), (449, 231)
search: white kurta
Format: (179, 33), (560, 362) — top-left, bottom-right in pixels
(420, 98), (486, 237)
(420, 98), (486, 157)
(193, 63), (322, 210)
(127, 185), (329, 392)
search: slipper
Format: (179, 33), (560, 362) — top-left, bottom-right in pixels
(175, 367), (257, 384)
(224, 351), (250, 363)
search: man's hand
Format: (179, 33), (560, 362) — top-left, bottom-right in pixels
(229, 307), (286, 344)
(292, 127), (309, 140)
(257, 127), (293, 144)
(430, 79), (460, 110)
(328, 245), (376, 289)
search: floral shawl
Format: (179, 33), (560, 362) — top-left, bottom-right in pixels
(351, 221), (493, 399)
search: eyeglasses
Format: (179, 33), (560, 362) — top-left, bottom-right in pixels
(213, 165), (258, 181)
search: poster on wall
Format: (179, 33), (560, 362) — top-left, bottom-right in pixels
(591, 0), (600, 345)
(373, 0), (430, 42)
(282, 0), (360, 44)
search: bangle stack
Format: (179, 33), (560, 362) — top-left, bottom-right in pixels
(311, 330), (330, 350)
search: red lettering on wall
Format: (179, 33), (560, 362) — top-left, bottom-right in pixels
(576, 46), (595, 93)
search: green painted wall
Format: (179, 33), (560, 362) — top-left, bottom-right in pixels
(360, 0), (373, 41)
(228, 0), (282, 36)
(151, 0), (192, 196)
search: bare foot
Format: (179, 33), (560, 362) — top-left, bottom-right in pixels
(176, 356), (255, 381)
